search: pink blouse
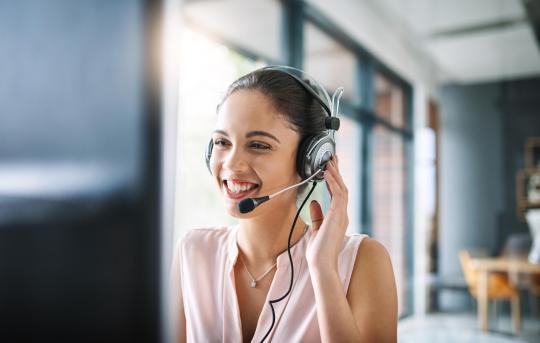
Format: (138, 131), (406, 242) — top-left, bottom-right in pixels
(173, 225), (367, 342)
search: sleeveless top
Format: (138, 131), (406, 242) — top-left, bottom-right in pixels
(173, 225), (367, 342)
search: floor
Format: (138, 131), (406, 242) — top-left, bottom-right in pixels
(398, 312), (540, 343)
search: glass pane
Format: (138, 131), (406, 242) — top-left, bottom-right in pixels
(372, 125), (408, 316)
(375, 73), (408, 128)
(175, 27), (266, 242)
(335, 115), (362, 235)
(304, 22), (359, 106)
(182, 0), (281, 62)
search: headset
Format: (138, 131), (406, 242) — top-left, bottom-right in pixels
(205, 65), (342, 182)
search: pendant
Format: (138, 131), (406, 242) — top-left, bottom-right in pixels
(250, 280), (257, 288)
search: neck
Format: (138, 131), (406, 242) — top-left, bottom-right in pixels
(236, 203), (307, 270)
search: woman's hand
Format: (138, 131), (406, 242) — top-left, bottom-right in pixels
(305, 154), (349, 273)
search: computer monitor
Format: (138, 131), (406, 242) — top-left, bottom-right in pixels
(0, 1), (174, 341)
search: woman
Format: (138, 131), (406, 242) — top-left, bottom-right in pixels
(171, 67), (397, 342)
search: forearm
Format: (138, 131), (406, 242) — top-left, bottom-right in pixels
(310, 268), (363, 342)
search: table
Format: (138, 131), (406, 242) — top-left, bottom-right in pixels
(470, 256), (540, 334)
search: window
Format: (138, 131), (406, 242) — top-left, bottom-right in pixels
(182, 0), (281, 62)
(304, 22), (360, 106)
(335, 115), (362, 234)
(372, 125), (408, 315)
(375, 73), (408, 128)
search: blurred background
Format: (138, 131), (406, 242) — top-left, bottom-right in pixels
(2, 0), (540, 342)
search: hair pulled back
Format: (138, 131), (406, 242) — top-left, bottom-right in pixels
(216, 69), (327, 139)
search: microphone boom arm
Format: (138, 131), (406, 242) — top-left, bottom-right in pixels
(268, 169), (323, 199)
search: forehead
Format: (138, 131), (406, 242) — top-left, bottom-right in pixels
(215, 90), (296, 136)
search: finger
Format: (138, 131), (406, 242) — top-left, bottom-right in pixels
(324, 170), (333, 198)
(325, 168), (348, 209)
(309, 200), (324, 231)
(324, 169), (340, 198)
(330, 154), (337, 164)
(329, 156), (348, 194)
(325, 160), (345, 194)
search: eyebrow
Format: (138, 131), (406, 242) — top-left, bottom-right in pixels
(213, 130), (281, 144)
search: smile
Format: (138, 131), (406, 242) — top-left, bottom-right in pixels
(223, 180), (260, 200)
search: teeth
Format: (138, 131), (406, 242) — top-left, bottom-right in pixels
(226, 180), (257, 194)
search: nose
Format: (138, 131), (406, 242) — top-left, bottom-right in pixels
(220, 146), (249, 173)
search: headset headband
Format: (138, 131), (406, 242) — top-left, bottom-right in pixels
(261, 66), (342, 132)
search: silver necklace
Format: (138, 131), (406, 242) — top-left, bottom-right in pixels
(239, 254), (276, 288)
(239, 224), (309, 288)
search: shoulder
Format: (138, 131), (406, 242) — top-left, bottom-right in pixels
(340, 235), (394, 291)
(181, 226), (233, 243)
(349, 237), (396, 292)
(347, 237), (398, 341)
(180, 225), (234, 249)
(354, 237), (391, 265)
(341, 233), (369, 252)
(177, 226), (235, 260)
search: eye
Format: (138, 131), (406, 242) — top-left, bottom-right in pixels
(250, 142), (271, 150)
(213, 138), (230, 147)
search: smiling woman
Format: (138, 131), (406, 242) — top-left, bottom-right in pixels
(170, 67), (398, 342)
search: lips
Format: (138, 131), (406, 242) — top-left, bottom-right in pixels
(223, 179), (260, 200)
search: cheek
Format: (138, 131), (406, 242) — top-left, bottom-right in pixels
(210, 148), (299, 183)
(257, 152), (299, 183)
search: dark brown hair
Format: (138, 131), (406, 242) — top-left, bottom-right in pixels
(216, 68), (327, 138)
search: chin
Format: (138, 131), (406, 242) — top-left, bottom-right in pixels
(224, 199), (252, 218)
(223, 197), (269, 219)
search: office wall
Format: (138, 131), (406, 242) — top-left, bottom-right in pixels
(438, 77), (540, 310)
(438, 82), (504, 309)
(499, 78), (540, 246)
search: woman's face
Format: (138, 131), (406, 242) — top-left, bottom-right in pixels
(210, 89), (302, 218)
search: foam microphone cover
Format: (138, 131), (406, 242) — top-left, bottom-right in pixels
(238, 196), (269, 214)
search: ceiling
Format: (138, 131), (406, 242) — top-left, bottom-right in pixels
(183, 0), (540, 85)
(373, 0), (540, 83)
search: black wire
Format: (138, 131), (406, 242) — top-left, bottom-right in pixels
(259, 181), (318, 342)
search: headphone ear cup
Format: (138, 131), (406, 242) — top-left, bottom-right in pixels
(296, 134), (335, 181)
(205, 139), (214, 175)
(296, 135), (316, 180)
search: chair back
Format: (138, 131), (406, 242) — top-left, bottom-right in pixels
(459, 250), (478, 294)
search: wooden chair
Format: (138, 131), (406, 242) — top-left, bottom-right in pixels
(500, 233), (540, 318)
(459, 250), (521, 333)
